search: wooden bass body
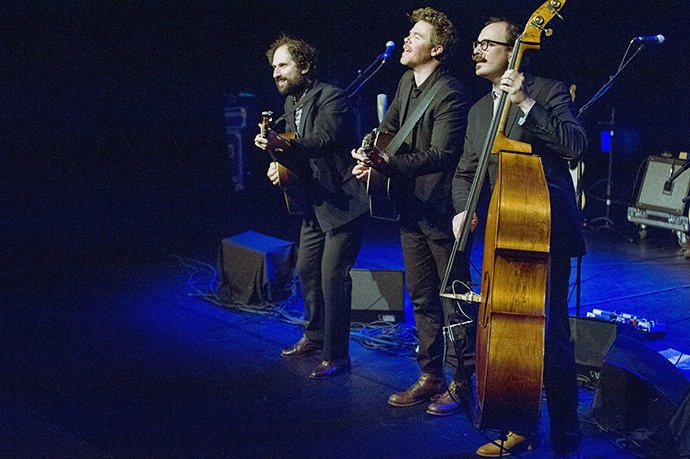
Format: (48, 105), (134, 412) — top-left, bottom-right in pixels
(475, 150), (551, 433)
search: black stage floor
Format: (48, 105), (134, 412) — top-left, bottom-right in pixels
(4, 201), (689, 458)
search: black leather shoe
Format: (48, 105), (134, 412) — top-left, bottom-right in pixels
(309, 357), (351, 379)
(281, 336), (322, 358)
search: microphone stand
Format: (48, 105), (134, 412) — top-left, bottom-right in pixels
(571, 40), (648, 316)
(667, 159), (690, 208)
(577, 40), (647, 118)
(588, 110), (632, 242)
(344, 50), (392, 140)
(577, 40), (645, 244)
(344, 53), (390, 98)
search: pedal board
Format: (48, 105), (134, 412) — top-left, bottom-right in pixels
(586, 308), (666, 338)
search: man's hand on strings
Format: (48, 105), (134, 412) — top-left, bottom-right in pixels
(452, 211), (479, 239)
(499, 69), (534, 112)
(266, 162), (281, 186)
(351, 147), (371, 181)
(254, 131), (268, 150)
(255, 125), (290, 153)
(367, 148), (392, 174)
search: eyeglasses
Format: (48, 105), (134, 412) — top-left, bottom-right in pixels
(472, 39), (511, 51)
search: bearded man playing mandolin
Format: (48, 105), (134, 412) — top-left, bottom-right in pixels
(254, 35), (368, 379)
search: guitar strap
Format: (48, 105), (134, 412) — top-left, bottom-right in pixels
(272, 86), (325, 127)
(381, 79), (443, 157)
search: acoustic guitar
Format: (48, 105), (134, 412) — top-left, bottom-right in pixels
(259, 111), (309, 215)
(360, 129), (399, 221)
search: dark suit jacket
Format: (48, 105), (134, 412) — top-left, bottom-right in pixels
(452, 74), (586, 257)
(281, 81), (368, 233)
(380, 65), (470, 239)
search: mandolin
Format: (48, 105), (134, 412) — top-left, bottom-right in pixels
(259, 111), (309, 215)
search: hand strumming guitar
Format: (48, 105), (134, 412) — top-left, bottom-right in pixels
(351, 130), (392, 180)
(266, 161), (280, 186)
(351, 131), (373, 181)
(365, 147), (392, 174)
(351, 147), (370, 181)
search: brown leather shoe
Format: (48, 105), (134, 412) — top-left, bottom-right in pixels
(308, 357), (351, 379)
(387, 373), (447, 407)
(426, 379), (469, 416)
(281, 336), (322, 357)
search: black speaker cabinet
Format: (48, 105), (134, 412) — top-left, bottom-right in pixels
(569, 316), (618, 385)
(350, 268), (405, 322)
(636, 155), (690, 215)
(592, 335), (690, 433)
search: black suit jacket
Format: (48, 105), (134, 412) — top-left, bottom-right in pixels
(380, 66), (470, 239)
(452, 74), (586, 257)
(281, 81), (368, 233)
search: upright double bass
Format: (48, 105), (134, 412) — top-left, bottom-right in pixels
(440, 0), (567, 434)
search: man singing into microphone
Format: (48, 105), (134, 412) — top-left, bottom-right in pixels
(352, 7), (474, 415)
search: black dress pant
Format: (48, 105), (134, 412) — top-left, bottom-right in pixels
(543, 252), (581, 452)
(296, 213), (366, 361)
(400, 223), (473, 382)
(513, 252), (581, 453)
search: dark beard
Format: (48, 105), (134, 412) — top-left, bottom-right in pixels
(275, 76), (307, 96)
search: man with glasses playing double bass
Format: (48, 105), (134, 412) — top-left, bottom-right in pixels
(452, 18), (587, 458)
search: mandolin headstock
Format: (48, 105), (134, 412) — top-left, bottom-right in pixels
(260, 110), (273, 138)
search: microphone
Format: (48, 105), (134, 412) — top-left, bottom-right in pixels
(632, 34), (665, 44)
(379, 40), (396, 61)
(664, 160), (690, 192)
(376, 93), (388, 123)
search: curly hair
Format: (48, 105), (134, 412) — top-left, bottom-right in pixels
(410, 7), (457, 61)
(265, 34), (319, 77)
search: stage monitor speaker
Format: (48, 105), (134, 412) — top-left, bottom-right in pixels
(636, 155), (690, 215)
(217, 231), (296, 305)
(569, 316), (618, 385)
(350, 268), (405, 322)
(592, 335), (690, 433)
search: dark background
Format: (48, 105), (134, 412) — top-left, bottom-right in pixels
(4, 0), (689, 259)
